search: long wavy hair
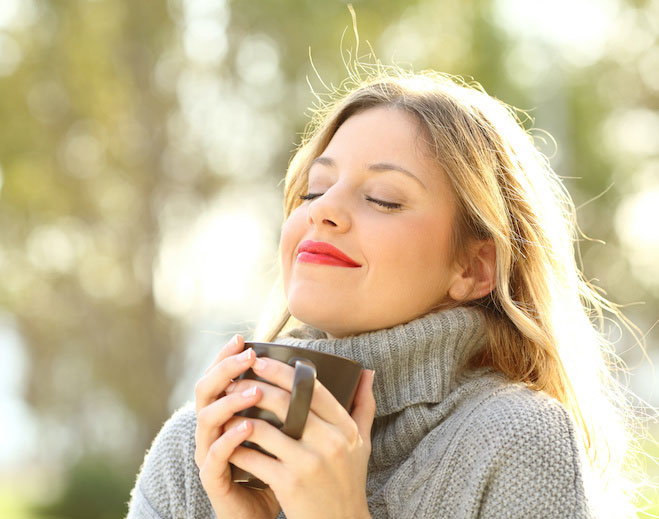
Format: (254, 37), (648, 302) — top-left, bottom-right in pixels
(255, 66), (644, 517)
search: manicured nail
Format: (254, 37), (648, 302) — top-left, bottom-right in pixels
(254, 357), (267, 371)
(237, 349), (253, 362)
(223, 335), (237, 351)
(238, 420), (249, 432)
(241, 386), (257, 398)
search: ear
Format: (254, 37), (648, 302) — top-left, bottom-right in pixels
(447, 239), (496, 302)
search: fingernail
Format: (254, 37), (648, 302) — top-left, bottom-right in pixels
(223, 334), (237, 351)
(254, 357), (267, 371)
(225, 382), (236, 393)
(238, 420), (249, 432)
(238, 349), (253, 362)
(241, 386), (257, 398)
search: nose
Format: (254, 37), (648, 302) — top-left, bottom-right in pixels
(306, 187), (351, 232)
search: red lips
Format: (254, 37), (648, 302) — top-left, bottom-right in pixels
(297, 240), (362, 268)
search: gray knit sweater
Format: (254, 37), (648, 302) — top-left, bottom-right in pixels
(127, 307), (595, 518)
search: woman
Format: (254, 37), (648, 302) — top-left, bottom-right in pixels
(127, 68), (638, 518)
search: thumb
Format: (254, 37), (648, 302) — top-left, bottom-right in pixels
(350, 370), (376, 441)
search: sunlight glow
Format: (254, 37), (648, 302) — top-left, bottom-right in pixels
(604, 108), (659, 157)
(0, 315), (37, 467)
(0, 33), (22, 77)
(182, 0), (229, 66)
(236, 34), (280, 86)
(493, 0), (620, 66)
(154, 191), (279, 321)
(616, 185), (659, 289)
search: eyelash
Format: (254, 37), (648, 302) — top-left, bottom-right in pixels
(299, 193), (402, 211)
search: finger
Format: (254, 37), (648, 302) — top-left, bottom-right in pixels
(195, 347), (256, 412)
(198, 420), (253, 497)
(350, 370), (376, 443)
(195, 386), (262, 467)
(228, 418), (301, 472)
(204, 334), (244, 374)
(225, 379), (330, 437)
(228, 444), (284, 491)
(251, 357), (350, 427)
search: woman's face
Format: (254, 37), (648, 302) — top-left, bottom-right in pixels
(280, 106), (462, 337)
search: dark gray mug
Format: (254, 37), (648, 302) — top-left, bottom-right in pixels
(230, 342), (363, 489)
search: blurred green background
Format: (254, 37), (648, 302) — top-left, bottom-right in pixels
(0, 0), (657, 517)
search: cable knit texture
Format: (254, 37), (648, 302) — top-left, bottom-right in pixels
(126, 307), (594, 518)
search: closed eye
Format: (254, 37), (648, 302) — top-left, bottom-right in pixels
(365, 196), (402, 211)
(299, 193), (402, 211)
(299, 193), (322, 201)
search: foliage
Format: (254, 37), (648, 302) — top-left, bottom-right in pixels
(0, 0), (656, 517)
(29, 455), (135, 519)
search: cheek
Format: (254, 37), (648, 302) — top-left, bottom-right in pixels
(378, 216), (453, 279)
(279, 209), (306, 288)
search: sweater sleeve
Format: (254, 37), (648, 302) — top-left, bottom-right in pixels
(126, 403), (215, 519)
(384, 383), (595, 519)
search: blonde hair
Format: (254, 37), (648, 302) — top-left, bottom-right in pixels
(256, 65), (644, 517)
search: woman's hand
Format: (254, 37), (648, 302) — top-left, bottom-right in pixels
(193, 335), (281, 519)
(224, 356), (376, 519)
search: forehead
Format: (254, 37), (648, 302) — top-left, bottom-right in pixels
(317, 106), (449, 191)
(327, 106), (431, 156)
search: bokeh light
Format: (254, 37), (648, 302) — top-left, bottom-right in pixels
(0, 0), (657, 516)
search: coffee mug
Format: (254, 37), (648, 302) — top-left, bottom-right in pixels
(230, 342), (363, 489)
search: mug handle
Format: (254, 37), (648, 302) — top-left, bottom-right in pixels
(280, 358), (316, 440)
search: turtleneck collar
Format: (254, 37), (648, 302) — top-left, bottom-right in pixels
(275, 306), (488, 418)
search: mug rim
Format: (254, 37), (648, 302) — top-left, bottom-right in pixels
(244, 341), (363, 370)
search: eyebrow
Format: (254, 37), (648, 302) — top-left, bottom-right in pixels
(310, 156), (427, 190)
